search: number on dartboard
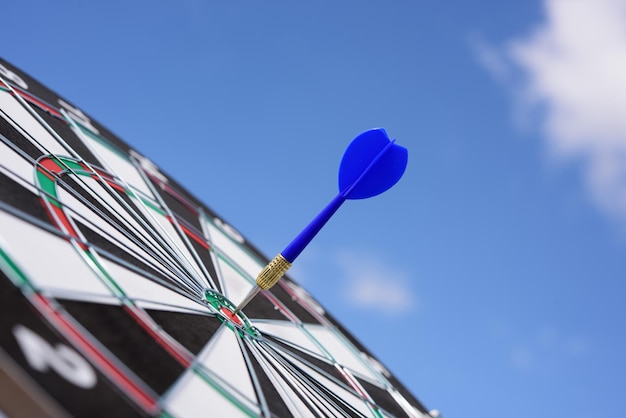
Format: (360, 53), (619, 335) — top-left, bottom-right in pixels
(214, 217), (245, 243)
(0, 63), (28, 89)
(13, 325), (97, 389)
(58, 98), (100, 134)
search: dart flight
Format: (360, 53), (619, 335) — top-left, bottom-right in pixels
(236, 128), (408, 313)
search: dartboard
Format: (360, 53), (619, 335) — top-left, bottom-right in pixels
(0, 59), (430, 418)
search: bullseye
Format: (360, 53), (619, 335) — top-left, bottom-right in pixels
(220, 306), (243, 327)
(203, 289), (257, 336)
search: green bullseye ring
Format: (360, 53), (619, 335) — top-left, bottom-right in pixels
(203, 289), (258, 338)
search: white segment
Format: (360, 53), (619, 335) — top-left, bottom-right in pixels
(0, 140), (37, 194)
(164, 370), (253, 418)
(55, 178), (191, 286)
(103, 260), (203, 313)
(198, 328), (256, 402)
(203, 219), (264, 280)
(0, 91), (67, 155)
(303, 325), (378, 380)
(81, 132), (155, 199)
(0, 210), (112, 297)
(134, 301), (204, 315)
(56, 183), (151, 257)
(216, 257), (255, 305)
(252, 321), (324, 357)
(42, 291), (120, 307)
(151, 208), (206, 284)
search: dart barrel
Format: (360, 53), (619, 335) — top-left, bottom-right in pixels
(256, 254), (291, 290)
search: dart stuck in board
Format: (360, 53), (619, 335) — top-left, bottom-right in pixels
(236, 128), (408, 313)
(0, 58), (435, 417)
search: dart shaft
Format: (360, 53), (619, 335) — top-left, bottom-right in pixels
(282, 194), (346, 262)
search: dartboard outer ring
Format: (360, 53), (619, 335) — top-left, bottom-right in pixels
(0, 59), (431, 418)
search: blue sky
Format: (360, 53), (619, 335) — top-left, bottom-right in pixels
(4, 1), (626, 417)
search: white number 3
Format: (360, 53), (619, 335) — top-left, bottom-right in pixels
(13, 325), (97, 389)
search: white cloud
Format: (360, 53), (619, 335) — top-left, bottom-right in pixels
(470, 34), (511, 83)
(511, 346), (534, 371)
(335, 250), (416, 315)
(480, 0), (626, 220)
(491, 320), (589, 373)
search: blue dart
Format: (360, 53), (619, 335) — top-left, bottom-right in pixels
(235, 128), (408, 313)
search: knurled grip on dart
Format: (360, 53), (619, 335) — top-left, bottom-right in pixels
(256, 254), (292, 290)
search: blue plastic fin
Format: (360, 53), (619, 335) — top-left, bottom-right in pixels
(338, 128), (408, 199)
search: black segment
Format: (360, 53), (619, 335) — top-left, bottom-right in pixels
(357, 377), (410, 418)
(269, 283), (321, 324)
(158, 188), (203, 233)
(0, 113), (42, 161)
(34, 108), (102, 167)
(245, 292), (291, 322)
(59, 300), (186, 395)
(241, 342), (293, 418)
(189, 240), (221, 294)
(0, 172), (54, 226)
(146, 309), (221, 355)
